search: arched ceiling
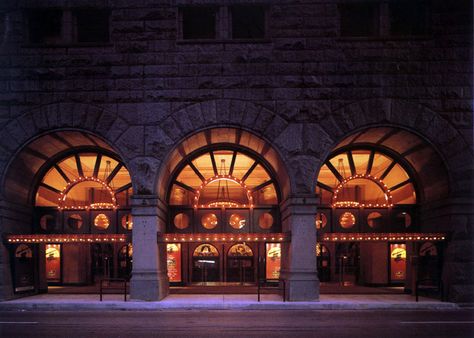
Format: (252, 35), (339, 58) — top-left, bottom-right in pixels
(322, 127), (450, 204)
(3, 130), (116, 205)
(158, 128), (291, 202)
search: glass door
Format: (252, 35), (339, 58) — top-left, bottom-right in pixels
(192, 244), (220, 284)
(227, 243), (254, 284)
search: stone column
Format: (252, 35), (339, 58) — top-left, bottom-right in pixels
(280, 196), (319, 301)
(130, 195), (169, 301)
(421, 198), (474, 302)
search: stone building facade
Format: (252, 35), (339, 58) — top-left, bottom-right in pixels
(0, 0), (472, 302)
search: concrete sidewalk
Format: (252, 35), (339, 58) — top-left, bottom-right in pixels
(0, 293), (458, 311)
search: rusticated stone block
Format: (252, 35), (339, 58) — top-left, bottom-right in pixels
(304, 123), (335, 160)
(104, 116), (130, 144)
(200, 100), (217, 124)
(174, 106), (204, 135)
(115, 126), (145, 159)
(161, 115), (184, 142)
(144, 126), (174, 159)
(264, 114), (288, 142)
(252, 108), (274, 134)
(274, 123), (303, 158)
(17, 112), (37, 137)
(95, 111), (119, 136)
(448, 283), (474, 303)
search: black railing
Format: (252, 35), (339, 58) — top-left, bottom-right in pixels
(415, 278), (443, 302)
(257, 279), (286, 302)
(99, 278), (128, 302)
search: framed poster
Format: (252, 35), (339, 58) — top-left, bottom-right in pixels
(266, 243), (281, 280)
(167, 243), (182, 283)
(45, 244), (61, 282)
(390, 243), (406, 282)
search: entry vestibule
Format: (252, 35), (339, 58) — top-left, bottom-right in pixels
(166, 241), (282, 285)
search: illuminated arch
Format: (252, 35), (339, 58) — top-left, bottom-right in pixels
(193, 244), (219, 257)
(332, 174), (393, 208)
(228, 243), (253, 257)
(317, 147), (417, 206)
(35, 150), (132, 209)
(168, 147), (280, 208)
(58, 177), (117, 210)
(193, 175), (254, 208)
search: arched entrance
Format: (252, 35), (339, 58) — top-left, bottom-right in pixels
(2, 131), (134, 295)
(160, 129), (290, 290)
(315, 127), (448, 294)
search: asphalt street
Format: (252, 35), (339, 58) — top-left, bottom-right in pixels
(1, 309), (474, 338)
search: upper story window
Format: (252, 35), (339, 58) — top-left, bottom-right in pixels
(26, 7), (110, 45)
(27, 8), (62, 44)
(339, 3), (379, 37)
(389, 1), (430, 36)
(181, 6), (217, 40)
(338, 1), (430, 38)
(231, 5), (266, 39)
(179, 5), (267, 42)
(74, 8), (110, 43)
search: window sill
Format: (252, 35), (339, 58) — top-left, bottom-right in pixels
(336, 35), (433, 42)
(176, 38), (271, 45)
(22, 42), (113, 48)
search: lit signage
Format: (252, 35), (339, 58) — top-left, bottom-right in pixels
(266, 243), (281, 280)
(390, 244), (406, 281)
(167, 243), (182, 283)
(46, 244), (61, 282)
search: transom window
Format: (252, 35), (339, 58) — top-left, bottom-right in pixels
(35, 151), (132, 209)
(317, 149), (416, 206)
(169, 149), (278, 207)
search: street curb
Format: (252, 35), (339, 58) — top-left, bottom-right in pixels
(0, 301), (459, 311)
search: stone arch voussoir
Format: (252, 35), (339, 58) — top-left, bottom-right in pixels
(155, 99), (310, 196)
(0, 102), (134, 197)
(312, 98), (472, 194)
(166, 99), (289, 144)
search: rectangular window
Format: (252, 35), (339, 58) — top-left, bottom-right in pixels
(0, 13), (6, 43)
(181, 6), (216, 39)
(231, 5), (266, 39)
(339, 3), (379, 37)
(389, 1), (429, 36)
(74, 8), (110, 43)
(27, 8), (62, 44)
